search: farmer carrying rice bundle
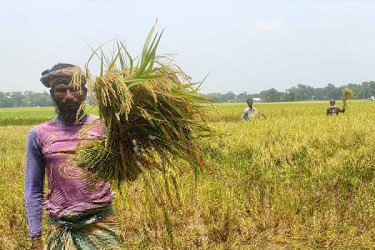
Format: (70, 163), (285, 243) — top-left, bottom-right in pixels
(326, 99), (345, 116)
(326, 88), (353, 116)
(25, 24), (214, 249)
(24, 63), (120, 249)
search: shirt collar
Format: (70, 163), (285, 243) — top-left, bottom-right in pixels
(55, 114), (89, 126)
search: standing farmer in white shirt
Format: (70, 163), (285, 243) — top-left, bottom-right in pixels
(241, 98), (257, 121)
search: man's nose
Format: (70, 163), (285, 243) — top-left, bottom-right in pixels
(65, 90), (74, 99)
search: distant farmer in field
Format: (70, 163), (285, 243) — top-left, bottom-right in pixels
(241, 98), (257, 121)
(24, 63), (120, 249)
(326, 99), (345, 116)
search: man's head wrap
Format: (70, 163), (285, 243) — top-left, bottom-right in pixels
(40, 63), (86, 88)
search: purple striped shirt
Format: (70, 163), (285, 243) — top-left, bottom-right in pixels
(24, 114), (113, 237)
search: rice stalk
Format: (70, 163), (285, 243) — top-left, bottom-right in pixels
(163, 206), (174, 249)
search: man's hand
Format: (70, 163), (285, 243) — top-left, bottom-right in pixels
(31, 236), (43, 250)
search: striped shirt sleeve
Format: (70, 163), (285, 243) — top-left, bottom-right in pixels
(24, 128), (45, 237)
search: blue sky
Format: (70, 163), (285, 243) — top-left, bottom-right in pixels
(0, 0), (374, 94)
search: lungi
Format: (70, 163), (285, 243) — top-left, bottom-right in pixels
(47, 205), (120, 249)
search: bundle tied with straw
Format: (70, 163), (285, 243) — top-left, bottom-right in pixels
(342, 88), (354, 108)
(76, 24), (215, 186)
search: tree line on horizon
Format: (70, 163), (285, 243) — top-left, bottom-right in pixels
(205, 81), (375, 103)
(1, 81), (375, 108)
(0, 91), (96, 108)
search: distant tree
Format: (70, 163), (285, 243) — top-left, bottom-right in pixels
(222, 91), (236, 102)
(10, 92), (25, 107)
(259, 88), (283, 102)
(324, 83), (341, 100)
(34, 91), (53, 107)
(206, 93), (222, 102)
(0, 94), (14, 107)
(237, 91), (249, 102)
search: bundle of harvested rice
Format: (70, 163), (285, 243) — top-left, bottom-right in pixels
(76, 24), (215, 185)
(342, 88), (354, 108)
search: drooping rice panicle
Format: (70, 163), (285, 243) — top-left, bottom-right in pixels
(76, 23), (216, 186)
(342, 88), (354, 108)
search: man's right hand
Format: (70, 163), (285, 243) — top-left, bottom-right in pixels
(31, 236), (43, 250)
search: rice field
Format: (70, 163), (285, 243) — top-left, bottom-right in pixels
(0, 107), (56, 126)
(1, 101), (375, 248)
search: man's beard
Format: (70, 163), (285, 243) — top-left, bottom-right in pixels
(55, 103), (84, 124)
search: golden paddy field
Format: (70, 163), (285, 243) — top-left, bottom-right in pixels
(1, 101), (375, 248)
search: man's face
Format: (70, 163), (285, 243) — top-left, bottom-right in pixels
(52, 83), (87, 113)
(247, 100), (253, 107)
(330, 100), (335, 106)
